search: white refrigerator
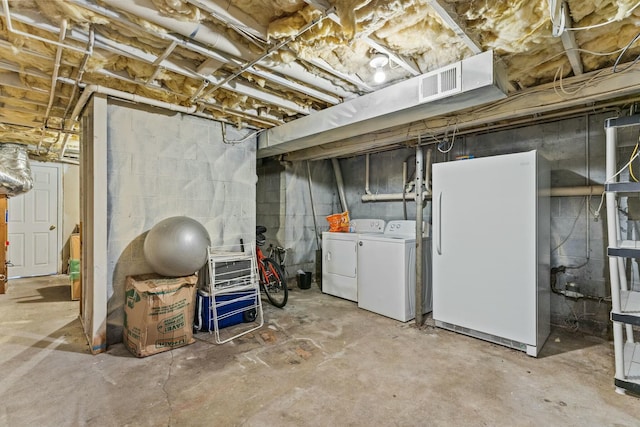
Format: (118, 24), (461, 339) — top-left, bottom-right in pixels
(432, 150), (550, 357)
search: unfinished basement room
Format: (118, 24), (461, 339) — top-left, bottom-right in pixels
(2, 0), (640, 425)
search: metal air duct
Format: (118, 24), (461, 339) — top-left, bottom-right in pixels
(0, 143), (33, 197)
(257, 50), (507, 158)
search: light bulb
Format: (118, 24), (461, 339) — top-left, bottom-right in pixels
(373, 67), (386, 83)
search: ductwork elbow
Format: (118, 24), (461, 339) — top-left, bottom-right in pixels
(0, 143), (33, 197)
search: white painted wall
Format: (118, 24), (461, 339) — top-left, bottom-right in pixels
(105, 100), (256, 344)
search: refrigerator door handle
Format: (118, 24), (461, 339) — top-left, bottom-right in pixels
(437, 192), (442, 255)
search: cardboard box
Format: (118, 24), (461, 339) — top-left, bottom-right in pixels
(70, 234), (80, 259)
(123, 273), (197, 357)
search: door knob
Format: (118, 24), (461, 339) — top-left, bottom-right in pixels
(49, 225), (56, 230)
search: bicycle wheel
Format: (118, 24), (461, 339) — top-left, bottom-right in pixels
(260, 257), (288, 308)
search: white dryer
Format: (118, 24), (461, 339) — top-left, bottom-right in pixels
(322, 219), (385, 302)
(357, 220), (432, 322)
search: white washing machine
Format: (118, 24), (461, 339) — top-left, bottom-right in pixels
(357, 220), (432, 322)
(322, 219), (386, 302)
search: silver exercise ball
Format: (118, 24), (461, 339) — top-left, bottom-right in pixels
(143, 216), (211, 277)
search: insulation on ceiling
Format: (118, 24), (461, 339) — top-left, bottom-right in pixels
(1, 0), (640, 158)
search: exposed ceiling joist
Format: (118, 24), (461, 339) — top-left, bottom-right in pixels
(303, 0), (421, 76)
(559, 2), (584, 76)
(427, 0), (482, 55)
(303, 57), (372, 92)
(0, 114), (43, 128)
(0, 59), (50, 80)
(185, 0), (267, 40)
(0, 74), (48, 95)
(86, 0), (352, 104)
(1, 0), (640, 161)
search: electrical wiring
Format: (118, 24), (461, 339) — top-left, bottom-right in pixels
(591, 140), (640, 219)
(629, 137), (640, 182)
(553, 64), (610, 98)
(436, 123), (457, 154)
(552, 197), (586, 253)
(551, 0), (640, 33)
(221, 123), (264, 145)
(527, 46), (626, 72)
(613, 31), (640, 73)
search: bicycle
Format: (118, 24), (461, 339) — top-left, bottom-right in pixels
(255, 226), (288, 308)
(268, 243), (287, 273)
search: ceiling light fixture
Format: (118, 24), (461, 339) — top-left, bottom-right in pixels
(369, 54), (389, 84)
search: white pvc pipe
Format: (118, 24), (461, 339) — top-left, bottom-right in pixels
(60, 84), (198, 158)
(102, 0), (255, 59)
(1, 0), (89, 54)
(362, 192), (421, 202)
(40, 19), (67, 156)
(44, 19), (67, 123)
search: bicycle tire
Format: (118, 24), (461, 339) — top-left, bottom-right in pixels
(260, 257), (288, 308)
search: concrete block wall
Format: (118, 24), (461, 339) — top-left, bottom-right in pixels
(336, 113), (612, 334)
(256, 159), (338, 280)
(106, 101), (256, 344)
(270, 112), (623, 335)
(256, 111), (634, 336)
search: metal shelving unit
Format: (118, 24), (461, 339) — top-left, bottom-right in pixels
(206, 246), (263, 344)
(605, 115), (640, 395)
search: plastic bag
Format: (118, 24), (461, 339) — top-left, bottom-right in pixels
(326, 211), (350, 232)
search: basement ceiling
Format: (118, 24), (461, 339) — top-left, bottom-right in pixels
(1, 0), (640, 162)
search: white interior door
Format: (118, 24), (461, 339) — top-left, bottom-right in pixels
(7, 164), (60, 278)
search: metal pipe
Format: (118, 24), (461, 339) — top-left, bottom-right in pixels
(331, 158), (348, 212)
(306, 161), (321, 250)
(415, 145), (424, 327)
(365, 154), (372, 195)
(39, 19), (68, 156)
(402, 160), (408, 220)
(43, 19), (67, 125)
(202, 13), (328, 100)
(69, 0), (352, 101)
(62, 26), (94, 121)
(425, 148), (432, 194)
(362, 192), (422, 202)
(1, 0), (90, 54)
(362, 185), (603, 202)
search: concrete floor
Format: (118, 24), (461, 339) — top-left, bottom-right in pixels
(0, 276), (639, 427)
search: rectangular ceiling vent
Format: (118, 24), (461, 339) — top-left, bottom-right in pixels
(418, 62), (462, 104)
